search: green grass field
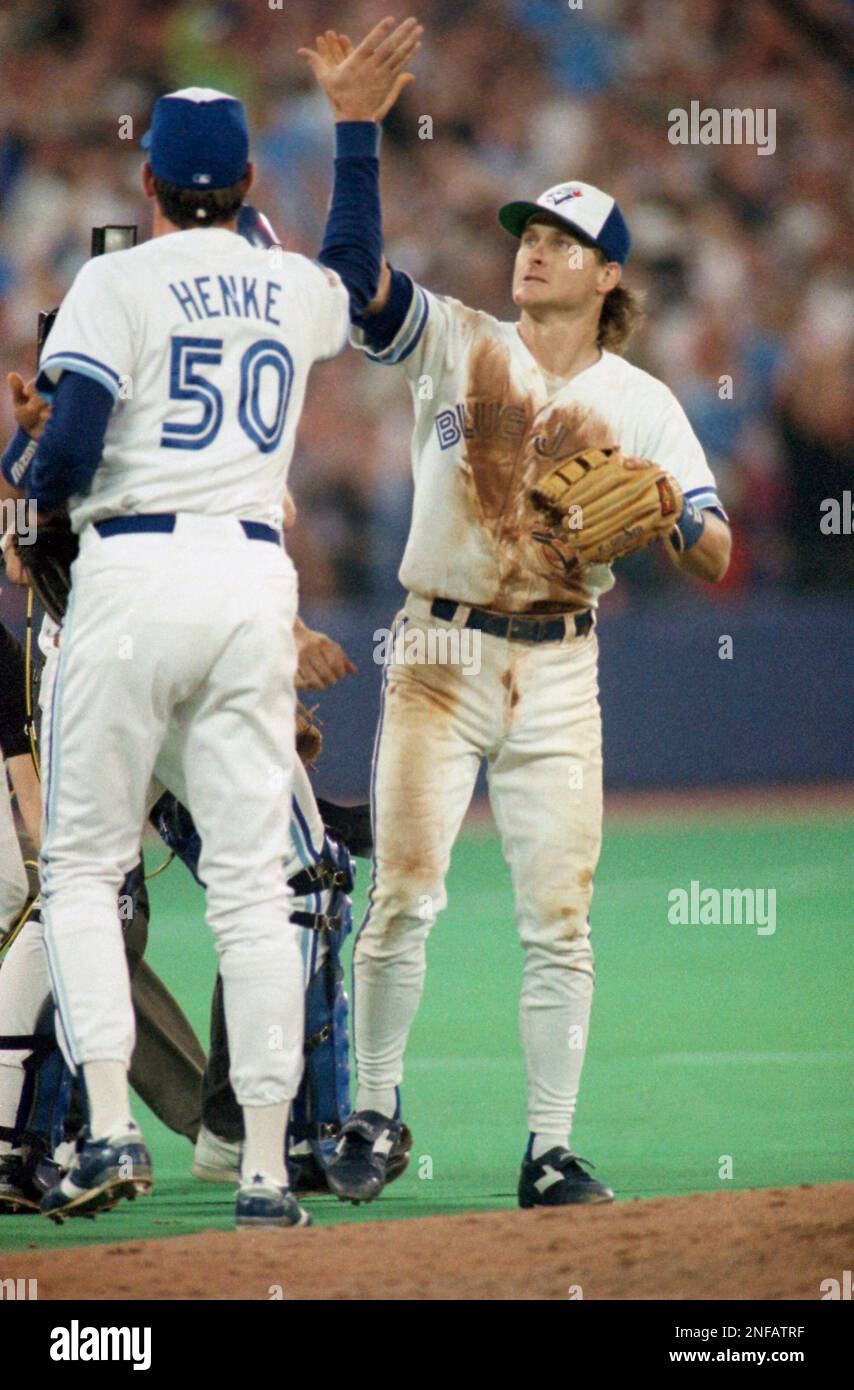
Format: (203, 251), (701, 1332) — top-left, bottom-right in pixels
(1, 808), (851, 1253)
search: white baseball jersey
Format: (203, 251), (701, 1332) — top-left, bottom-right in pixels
(39, 229), (349, 531)
(352, 285), (724, 612)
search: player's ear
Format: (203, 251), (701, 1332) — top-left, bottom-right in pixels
(597, 261), (622, 295)
(243, 161), (256, 196)
(141, 161), (156, 199)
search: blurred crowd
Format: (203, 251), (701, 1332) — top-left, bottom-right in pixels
(0, 0), (851, 618)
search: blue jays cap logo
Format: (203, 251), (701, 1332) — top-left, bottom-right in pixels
(545, 186), (584, 207)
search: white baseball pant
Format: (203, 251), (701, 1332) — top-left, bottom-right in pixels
(40, 513), (303, 1110)
(354, 594), (603, 1138)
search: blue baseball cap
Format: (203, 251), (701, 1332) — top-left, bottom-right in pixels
(499, 180), (631, 265)
(141, 86), (249, 190)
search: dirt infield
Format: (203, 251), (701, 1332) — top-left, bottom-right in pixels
(9, 1183), (852, 1300)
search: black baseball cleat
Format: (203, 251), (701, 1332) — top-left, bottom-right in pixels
(385, 1121), (413, 1186)
(325, 1110), (408, 1205)
(518, 1147), (614, 1207)
(0, 1154), (42, 1214)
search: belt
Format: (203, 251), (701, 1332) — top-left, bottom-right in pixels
(93, 514), (281, 545)
(430, 598), (593, 644)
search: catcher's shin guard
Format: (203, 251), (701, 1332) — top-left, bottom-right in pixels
(198, 832), (359, 1191)
(149, 793), (203, 885)
(1, 859), (153, 1189)
(0, 1008), (68, 1154)
(289, 837), (355, 1184)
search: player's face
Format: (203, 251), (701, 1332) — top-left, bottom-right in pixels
(512, 218), (603, 314)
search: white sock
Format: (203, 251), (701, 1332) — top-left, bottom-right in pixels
(531, 1133), (569, 1161)
(82, 1060), (133, 1140)
(355, 1087), (397, 1119)
(521, 964), (593, 1152)
(241, 1103), (289, 1185)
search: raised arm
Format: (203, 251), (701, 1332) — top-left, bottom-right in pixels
(299, 20), (420, 317)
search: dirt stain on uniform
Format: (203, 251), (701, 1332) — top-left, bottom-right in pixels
(372, 672), (461, 902)
(500, 667), (520, 709)
(460, 334), (615, 612)
(561, 906), (579, 939)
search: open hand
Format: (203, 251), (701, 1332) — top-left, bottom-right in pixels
(298, 16), (422, 123)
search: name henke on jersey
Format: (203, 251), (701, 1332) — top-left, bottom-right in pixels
(169, 273), (283, 325)
(50, 1320), (152, 1370)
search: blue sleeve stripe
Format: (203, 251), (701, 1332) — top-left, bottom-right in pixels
(40, 353), (121, 400)
(395, 290), (430, 363)
(684, 487), (729, 523)
(365, 287), (428, 364)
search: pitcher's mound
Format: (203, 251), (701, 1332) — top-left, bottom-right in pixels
(10, 1182), (853, 1300)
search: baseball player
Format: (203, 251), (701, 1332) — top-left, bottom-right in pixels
(0, 17), (422, 1228)
(0, 566), (394, 1210)
(0, 414), (394, 1212)
(303, 32), (731, 1209)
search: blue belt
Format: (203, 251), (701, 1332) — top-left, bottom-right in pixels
(430, 598), (592, 644)
(93, 514), (281, 545)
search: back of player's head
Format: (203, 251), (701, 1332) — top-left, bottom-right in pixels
(141, 86), (251, 228)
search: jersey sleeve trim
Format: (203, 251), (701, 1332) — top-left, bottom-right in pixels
(360, 284), (429, 364)
(38, 352), (121, 402)
(685, 485), (729, 522)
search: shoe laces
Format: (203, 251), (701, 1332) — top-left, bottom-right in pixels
(556, 1150), (596, 1174)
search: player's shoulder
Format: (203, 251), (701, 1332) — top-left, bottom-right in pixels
(599, 350), (681, 410)
(425, 287), (503, 338)
(299, 253), (346, 286)
(69, 239), (158, 295)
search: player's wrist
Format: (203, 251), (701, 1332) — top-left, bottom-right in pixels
(669, 497), (706, 555)
(1, 427), (38, 491)
(333, 120), (382, 151)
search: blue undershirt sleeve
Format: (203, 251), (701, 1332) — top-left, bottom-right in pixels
(317, 121), (383, 318)
(26, 371), (114, 512)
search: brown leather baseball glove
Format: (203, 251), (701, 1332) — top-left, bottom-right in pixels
(296, 701), (323, 768)
(529, 446), (682, 571)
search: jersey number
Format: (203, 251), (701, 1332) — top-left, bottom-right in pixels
(161, 336), (294, 454)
